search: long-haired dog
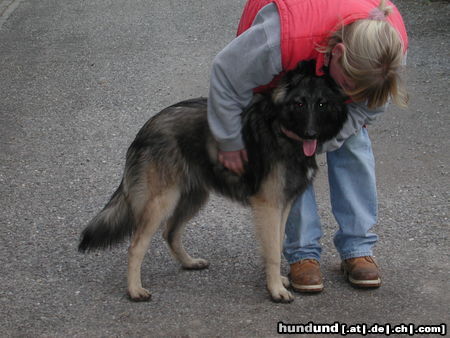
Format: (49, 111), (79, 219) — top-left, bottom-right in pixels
(79, 60), (348, 303)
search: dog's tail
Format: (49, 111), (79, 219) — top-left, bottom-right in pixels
(78, 180), (135, 252)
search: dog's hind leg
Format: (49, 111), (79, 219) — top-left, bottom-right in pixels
(163, 189), (210, 270)
(127, 186), (180, 301)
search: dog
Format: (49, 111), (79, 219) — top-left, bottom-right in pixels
(78, 60), (348, 303)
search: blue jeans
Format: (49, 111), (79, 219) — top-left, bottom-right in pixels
(283, 128), (378, 263)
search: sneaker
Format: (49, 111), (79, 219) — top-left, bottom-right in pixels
(289, 259), (324, 293)
(341, 256), (381, 288)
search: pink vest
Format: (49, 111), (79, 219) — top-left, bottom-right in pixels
(237, 0), (408, 91)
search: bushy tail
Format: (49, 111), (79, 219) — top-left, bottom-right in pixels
(78, 181), (135, 252)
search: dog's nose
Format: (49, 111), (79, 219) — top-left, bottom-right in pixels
(304, 129), (317, 138)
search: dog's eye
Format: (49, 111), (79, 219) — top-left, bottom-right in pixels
(318, 102), (327, 108)
(297, 103), (304, 108)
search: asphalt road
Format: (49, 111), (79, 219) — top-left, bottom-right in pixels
(1, 0), (449, 336)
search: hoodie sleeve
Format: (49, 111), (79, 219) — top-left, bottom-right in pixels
(207, 3), (282, 151)
(318, 101), (388, 153)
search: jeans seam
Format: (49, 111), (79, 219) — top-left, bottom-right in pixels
(340, 251), (373, 260)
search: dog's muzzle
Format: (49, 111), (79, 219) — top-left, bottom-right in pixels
(281, 127), (317, 157)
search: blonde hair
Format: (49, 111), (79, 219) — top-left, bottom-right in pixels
(322, 0), (407, 109)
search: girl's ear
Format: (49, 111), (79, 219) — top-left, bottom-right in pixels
(332, 43), (345, 59)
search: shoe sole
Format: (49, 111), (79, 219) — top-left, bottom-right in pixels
(291, 282), (324, 293)
(348, 276), (381, 288)
(343, 269), (381, 288)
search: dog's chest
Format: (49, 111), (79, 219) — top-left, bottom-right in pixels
(282, 156), (318, 201)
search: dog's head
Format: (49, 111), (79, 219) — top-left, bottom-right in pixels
(271, 60), (348, 156)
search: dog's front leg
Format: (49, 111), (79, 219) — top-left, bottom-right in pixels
(250, 197), (294, 303)
(280, 202), (293, 289)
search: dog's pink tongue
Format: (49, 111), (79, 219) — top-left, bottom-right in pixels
(303, 139), (317, 157)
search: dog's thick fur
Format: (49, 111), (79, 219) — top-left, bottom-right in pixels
(79, 61), (348, 302)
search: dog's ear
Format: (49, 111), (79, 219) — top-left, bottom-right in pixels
(285, 61), (315, 88)
(296, 60), (317, 76)
(271, 72), (304, 103)
(271, 60), (317, 104)
(272, 82), (288, 105)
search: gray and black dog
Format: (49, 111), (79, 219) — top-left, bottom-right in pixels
(79, 60), (348, 303)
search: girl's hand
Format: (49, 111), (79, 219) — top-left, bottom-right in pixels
(218, 149), (248, 175)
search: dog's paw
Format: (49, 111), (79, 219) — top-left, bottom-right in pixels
(182, 258), (209, 270)
(128, 287), (152, 302)
(281, 276), (290, 288)
(269, 286), (294, 303)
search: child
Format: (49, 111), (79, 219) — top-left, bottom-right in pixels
(207, 0), (408, 292)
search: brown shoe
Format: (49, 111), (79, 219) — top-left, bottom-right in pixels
(341, 256), (381, 288)
(289, 259), (324, 293)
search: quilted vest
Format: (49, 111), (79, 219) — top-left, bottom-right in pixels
(237, 0), (408, 91)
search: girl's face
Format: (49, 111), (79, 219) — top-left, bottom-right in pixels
(328, 43), (356, 93)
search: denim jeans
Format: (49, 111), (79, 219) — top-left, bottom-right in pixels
(283, 128), (378, 263)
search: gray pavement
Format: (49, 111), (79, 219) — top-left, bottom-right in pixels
(1, 0), (449, 336)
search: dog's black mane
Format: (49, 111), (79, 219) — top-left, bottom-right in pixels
(236, 60), (346, 201)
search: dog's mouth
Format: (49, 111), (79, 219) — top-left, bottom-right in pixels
(281, 127), (318, 157)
